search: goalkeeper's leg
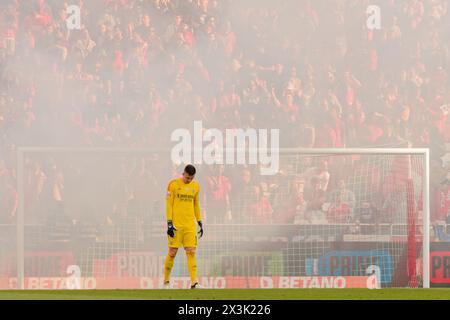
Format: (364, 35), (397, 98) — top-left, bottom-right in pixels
(185, 247), (198, 287)
(164, 247), (178, 285)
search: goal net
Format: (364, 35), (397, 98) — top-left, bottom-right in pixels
(4, 148), (429, 289)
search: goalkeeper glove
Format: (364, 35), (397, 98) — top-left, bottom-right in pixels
(197, 221), (204, 239)
(167, 220), (176, 238)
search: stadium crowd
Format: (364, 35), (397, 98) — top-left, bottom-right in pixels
(0, 0), (450, 236)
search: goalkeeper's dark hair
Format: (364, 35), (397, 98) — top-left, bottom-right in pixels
(184, 164), (196, 176)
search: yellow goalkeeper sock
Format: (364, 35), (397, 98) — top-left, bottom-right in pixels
(164, 254), (175, 283)
(186, 251), (198, 285)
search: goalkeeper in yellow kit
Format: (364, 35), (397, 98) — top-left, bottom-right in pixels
(164, 164), (204, 289)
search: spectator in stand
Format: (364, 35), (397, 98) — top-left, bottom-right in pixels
(204, 164), (232, 223)
(433, 178), (450, 224)
(249, 185), (273, 224)
(302, 159), (330, 192)
(327, 198), (353, 224)
(291, 180), (308, 224)
(230, 167), (256, 223)
(327, 179), (356, 210)
(278, 178), (306, 224)
(293, 194), (308, 224)
(304, 176), (327, 224)
(354, 202), (378, 226)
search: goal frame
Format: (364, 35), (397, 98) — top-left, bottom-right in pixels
(15, 147), (430, 289)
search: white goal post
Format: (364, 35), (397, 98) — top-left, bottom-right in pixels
(14, 147), (430, 289)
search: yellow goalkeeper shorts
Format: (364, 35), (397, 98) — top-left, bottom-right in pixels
(168, 227), (198, 248)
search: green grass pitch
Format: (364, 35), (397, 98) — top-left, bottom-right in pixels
(0, 289), (450, 300)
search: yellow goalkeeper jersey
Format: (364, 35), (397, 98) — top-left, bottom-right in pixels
(166, 178), (201, 230)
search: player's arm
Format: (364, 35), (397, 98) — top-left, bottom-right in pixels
(166, 181), (176, 237)
(194, 185), (203, 238)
